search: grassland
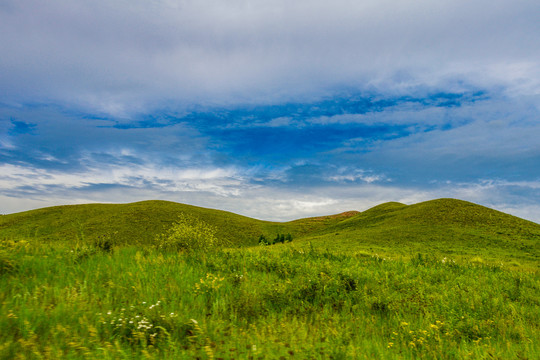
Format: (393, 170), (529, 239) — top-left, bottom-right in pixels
(301, 199), (539, 270)
(0, 198), (538, 359)
(0, 200), (356, 247)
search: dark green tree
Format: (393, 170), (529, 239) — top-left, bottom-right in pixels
(258, 234), (269, 245)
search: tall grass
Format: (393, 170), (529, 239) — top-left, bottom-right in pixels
(0, 238), (538, 359)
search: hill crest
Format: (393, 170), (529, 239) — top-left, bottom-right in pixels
(1, 198), (538, 265)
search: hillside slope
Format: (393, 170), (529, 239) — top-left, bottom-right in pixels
(302, 198), (540, 268)
(1, 198), (538, 268)
(0, 200), (356, 246)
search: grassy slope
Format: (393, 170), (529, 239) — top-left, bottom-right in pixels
(1, 198), (538, 267)
(301, 198), (540, 269)
(0, 200), (356, 247)
(1, 198), (539, 358)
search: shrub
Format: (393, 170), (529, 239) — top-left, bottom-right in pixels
(258, 234), (270, 246)
(70, 245), (98, 264)
(94, 233), (116, 253)
(260, 233), (292, 246)
(155, 213), (221, 252)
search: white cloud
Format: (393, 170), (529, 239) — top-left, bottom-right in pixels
(1, 1), (539, 224)
(1, 0), (538, 114)
(0, 162), (246, 202)
(326, 168), (386, 184)
(2, 160), (539, 224)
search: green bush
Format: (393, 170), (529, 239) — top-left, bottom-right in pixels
(155, 213), (221, 252)
(94, 233), (116, 253)
(70, 245), (98, 264)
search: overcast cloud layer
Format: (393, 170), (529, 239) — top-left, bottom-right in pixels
(1, 0), (539, 222)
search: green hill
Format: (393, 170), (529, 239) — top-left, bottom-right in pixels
(301, 198), (540, 268)
(1, 198), (538, 267)
(0, 200), (355, 247)
(1, 198), (538, 359)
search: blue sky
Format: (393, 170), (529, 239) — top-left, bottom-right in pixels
(1, 0), (540, 222)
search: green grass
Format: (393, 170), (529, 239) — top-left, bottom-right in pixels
(0, 241), (538, 359)
(0, 200), (276, 246)
(0, 198), (539, 358)
(0, 200), (355, 247)
(300, 199), (540, 270)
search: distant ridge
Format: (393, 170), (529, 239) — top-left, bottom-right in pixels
(301, 198), (539, 268)
(334, 198), (539, 229)
(1, 198), (538, 266)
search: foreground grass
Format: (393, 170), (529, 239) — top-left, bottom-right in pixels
(0, 240), (538, 359)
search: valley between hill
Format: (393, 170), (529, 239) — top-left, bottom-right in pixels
(0, 198), (538, 359)
(1, 198), (538, 268)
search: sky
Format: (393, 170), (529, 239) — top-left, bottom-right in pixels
(1, 0), (540, 222)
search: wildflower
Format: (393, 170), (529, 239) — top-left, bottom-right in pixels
(7, 311), (17, 319)
(400, 321), (409, 327)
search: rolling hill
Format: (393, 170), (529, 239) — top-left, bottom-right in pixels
(299, 198), (540, 268)
(1, 198), (538, 267)
(2, 198), (538, 359)
(0, 200), (356, 247)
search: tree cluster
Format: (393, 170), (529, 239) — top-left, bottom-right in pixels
(258, 233), (292, 246)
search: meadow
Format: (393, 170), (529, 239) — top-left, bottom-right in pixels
(0, 199), (538, 359)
